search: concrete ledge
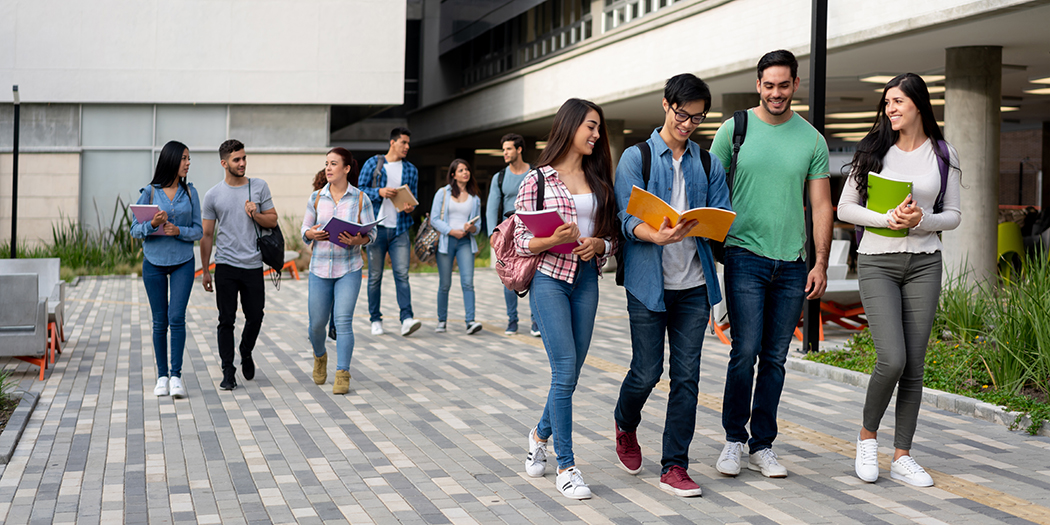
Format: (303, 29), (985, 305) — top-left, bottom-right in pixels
(786, 355), (1049, 437)
(0, 391), (39, 464)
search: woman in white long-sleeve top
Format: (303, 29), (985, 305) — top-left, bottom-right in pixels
(837, 73), (961, 487)
(430, 159), (483, 334)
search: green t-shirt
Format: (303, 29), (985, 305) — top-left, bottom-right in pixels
(711, 110), (830, 261)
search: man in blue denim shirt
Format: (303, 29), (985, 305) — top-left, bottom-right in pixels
(358, 127), (422, 337)
(612, 74), (731, 497)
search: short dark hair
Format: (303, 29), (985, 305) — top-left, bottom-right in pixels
(664, 74), (712, 113)
(501, 133), (525, 151)
(219, 139), (245, 160)
(389, 127), (411, 142)
(757, 50), (798, 80)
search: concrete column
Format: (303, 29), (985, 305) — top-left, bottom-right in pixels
(943, 46), (1002, 285)
(606, 119), (625, 177)
(1042, 122), (1049, 209)
(721, 93), (759, 121)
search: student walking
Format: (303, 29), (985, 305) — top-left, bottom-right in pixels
(200, 139), (279, 391)
(131, 140), (203, 399)
(359, 127), (422, 337)
(517, 98), (618, 500)
(710, 50), (833, 478)
(612, 74), (731, 497)
(430, 159), (483, 335)
(838, 73), (961, 487)
(312, 168), (337, 342)
(486, 133), (539, 336)
(301, 148), (375, 395)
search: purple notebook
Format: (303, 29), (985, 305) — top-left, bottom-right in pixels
(322, 217), (382, 248)
(130, 205), (165, 235)
(516, 209), (578, 254)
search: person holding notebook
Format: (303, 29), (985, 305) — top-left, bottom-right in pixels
(515, 98), (618, 500)
(429, 159), (483, 335)
(130, 140), (203, 399)
(301, 148), (375, 394)
(838, 73), (961, 487)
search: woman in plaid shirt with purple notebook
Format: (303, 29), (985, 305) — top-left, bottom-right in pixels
(516, 99), (618, 500)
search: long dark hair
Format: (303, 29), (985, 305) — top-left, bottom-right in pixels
(849, 73), (956, 202)
(327, 147), (360, 186)
(447, 158), (479, 198)
(535, 98), (616, 240)
(151, 140), (191, 200)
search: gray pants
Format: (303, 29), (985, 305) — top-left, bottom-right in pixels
(858, 252), (942, 450)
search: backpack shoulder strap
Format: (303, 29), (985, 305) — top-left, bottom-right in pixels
(934, 140), (949, 214)
(728, 110), (748, 193)
(313, 190), (320, 212)
(636, 141), (651, 189)
(699, 149), (711, 182)
(536, 169), (545, 211)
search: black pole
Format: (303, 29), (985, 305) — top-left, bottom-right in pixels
(1019, 162), (1024, 205)
(803, 0), (827, 353)
(10, 85), (18, 259)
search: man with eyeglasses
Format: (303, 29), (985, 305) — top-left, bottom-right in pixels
(611, 73), (731, 497)
(710, 49), (832, 479)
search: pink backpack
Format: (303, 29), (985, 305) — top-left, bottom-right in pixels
(492, 171), (545, 296)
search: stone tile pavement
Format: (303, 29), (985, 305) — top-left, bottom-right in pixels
(1, 268), (1049, 524)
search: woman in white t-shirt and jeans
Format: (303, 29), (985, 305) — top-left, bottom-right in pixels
(837, 73), (961, 487)
(430, 159), (483, 334)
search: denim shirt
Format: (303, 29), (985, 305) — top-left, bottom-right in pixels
(430, 185), (482, 254)
(130, 183), (203, 267)
(615, 128), (732, 312)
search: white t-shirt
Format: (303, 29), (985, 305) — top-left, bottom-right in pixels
(573, 193), (596, 239)
(662, 157), (705, 290)
(447, 197), (473, 231)
(378, 160), (403, 227)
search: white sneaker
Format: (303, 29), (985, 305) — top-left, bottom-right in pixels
(890, 455), (934, 487)
(169, 376), (186, 399)
(855, 435), (879, 482)
(401, 318), (422, 336)
(154, 377), (169, 396)
(525, 428), (548, 478)
(748, 447), (788, 478)
(466, 321), (482, 335)
(555, 467), (592, 500)
(434, 321), (447, 333)
(716, 441), (745, 476)
(371, 321), (384, 335)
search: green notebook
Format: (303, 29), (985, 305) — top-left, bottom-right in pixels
(866, 172), (912, 238)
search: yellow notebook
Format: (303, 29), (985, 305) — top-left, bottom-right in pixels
(625, 186), (736, 241)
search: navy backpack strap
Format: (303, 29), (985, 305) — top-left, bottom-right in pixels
(933, 140), (949, 214)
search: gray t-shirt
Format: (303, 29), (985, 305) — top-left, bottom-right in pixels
(202, 178), (275, 269)
(662, 157), (705, 290)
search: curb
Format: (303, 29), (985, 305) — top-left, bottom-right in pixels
(785, 356), (1050, 437)
(0, 391), (40, 464)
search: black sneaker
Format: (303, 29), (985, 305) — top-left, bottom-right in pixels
(241, 352), (255, 380)
(220, 378), (237, 390)
(328, 324), (337, 341)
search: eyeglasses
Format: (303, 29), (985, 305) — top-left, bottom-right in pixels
(671, 106), (707, 125)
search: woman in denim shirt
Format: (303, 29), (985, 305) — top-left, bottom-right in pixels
(430, 159), (483, 335)
(131, 140), (203, 399)
(301, 148), (376, 395)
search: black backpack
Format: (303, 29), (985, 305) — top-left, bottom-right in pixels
(708, 110), (748, 263)
(615, 141), (712, 286)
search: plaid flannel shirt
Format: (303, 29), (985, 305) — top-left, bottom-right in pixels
(513, 166), (616, 284)
(358, 155), (418, 238)
(301, 184), (376, 279)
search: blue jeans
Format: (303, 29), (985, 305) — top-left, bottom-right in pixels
(142, 258), (194, 378)
(367, 227), (413, 323)
(615, 285), (709, 472)
(530, 261), (599, 470)
(436, 236), (475, 324)
(722, 247), (807, 453)
(309, 270), (362, 371)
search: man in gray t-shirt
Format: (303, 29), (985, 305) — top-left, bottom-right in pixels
(200, 139), (278, 391)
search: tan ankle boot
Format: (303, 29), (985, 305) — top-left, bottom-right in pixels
(333, 370), (350, 394)
(313, 353), (327, 385)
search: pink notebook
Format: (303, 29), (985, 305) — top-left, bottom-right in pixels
(130, 205), (165, 235)
(516, 209), (577, 254)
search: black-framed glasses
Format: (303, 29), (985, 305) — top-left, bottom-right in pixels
(672, 106), (707, 125)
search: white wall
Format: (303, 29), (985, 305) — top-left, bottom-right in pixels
(0, 0), (405, 105)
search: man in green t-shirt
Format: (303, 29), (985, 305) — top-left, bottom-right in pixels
(709, 50), (833, 479)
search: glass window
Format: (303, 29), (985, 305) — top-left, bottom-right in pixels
(80, 151), (153, 230)
(155, 105), (227, 149)
(81, 105), (153, 148)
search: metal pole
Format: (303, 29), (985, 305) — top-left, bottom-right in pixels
(10, 85), (18, 258)
(803, 0), (827, 353)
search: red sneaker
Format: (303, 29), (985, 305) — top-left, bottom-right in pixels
(615, 422), (642, 474)
(660, 465), (702, 497)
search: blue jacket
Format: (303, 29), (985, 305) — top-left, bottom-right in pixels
(358, 154), (419, 237)
(615, 128), (732, 312)
(430, 185), (482, 254)
(130, 183), (203, 266)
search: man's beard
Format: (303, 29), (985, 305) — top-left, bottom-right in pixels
(228, 168), (245, 178)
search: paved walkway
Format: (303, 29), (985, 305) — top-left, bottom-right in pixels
(1, 269), (1049, 524)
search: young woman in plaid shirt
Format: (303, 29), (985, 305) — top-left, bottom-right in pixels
(516, 99), (618, 500)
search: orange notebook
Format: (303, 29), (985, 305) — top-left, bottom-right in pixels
(625, 186), (736, 241)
